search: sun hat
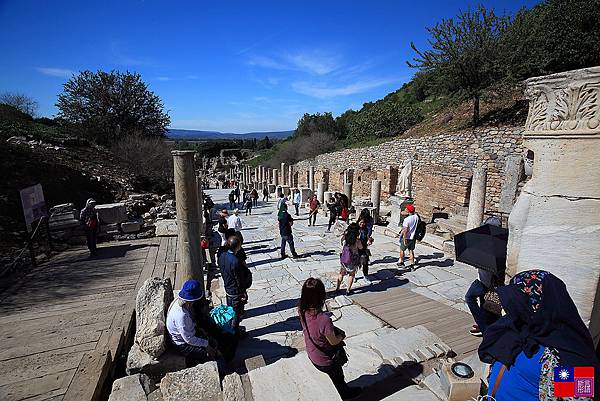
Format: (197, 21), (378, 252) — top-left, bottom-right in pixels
(178, 279), (204, 302)
(405, 204), (415, 213)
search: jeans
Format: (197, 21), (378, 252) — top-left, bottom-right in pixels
(226, 294), (245, 330)
(465, 279), (495, 332)
(253, 199), (257, 207)
(313, 362), (351, 399)
(328, 214), (336, 230)
(309, 211), (317, 226)
(294, 203), (299, 215)
(281, 235), (297, 256)
(85, 229), (97, 254)
(175, 343), (209, 367)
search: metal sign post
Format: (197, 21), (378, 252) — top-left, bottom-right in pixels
(19, 184), (48, 266)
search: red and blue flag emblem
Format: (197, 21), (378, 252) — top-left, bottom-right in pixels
(554, 366), (594, 397)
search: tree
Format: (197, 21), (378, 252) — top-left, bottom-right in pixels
(56, 70), (170, 143)
(295, 112), (338, 138)
(0, 92), (38, 117)
(408, 5), (511, 126)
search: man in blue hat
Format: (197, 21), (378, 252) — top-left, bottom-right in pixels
(166, 279), (218, 364)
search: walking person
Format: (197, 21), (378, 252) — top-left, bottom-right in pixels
(217, 209), (229, 245)
(299, 278), (362, 400)
(357, 209), (374, 285)
(218, 235), (248, 336)
(80, 198), (99, 257)
(251, 188), (258, 208)
(326, 195), (340, 232)
(228, 191), (236, 209)
(308, 194), (320, 226)
(396, 204), (418, 270)
(262, 186), (269, 202)
(276, 192), (288, 210)
(335, 223), (362, 295)
(227, 209), (243, 232)
(278, 203), (299, 259)
(292, 189), (302, 216)
(234, 185), (241, 205)
(244, 192), (253, 215)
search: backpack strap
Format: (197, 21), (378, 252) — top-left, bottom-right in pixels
(301, 311), (334, 359)
(491, 364), (507, 398)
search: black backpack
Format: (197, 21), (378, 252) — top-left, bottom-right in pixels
(414, 214), (427, 241)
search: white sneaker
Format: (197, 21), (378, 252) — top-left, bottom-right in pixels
(363, 276), (372, 285)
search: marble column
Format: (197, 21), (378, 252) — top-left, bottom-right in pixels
(273, 169), (279, 186)
(288, 165), (294, 187)
(308, 166), (315, 191)
(281, 162), (287, 186)
(371, 180), (382, 218)
(344, 182), (353, 206)
(172, 150), (203, 285)
(317, 182), (325, 204)
(507, 67), (600, 341)
(466, 167), (487, 230)
(499, 156), (524, 214)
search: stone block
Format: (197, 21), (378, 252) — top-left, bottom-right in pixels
(248, 352), (340, 401)
(49, 210), (78, 222)
(223, 372), (246, 401)
(244, 355), (266, 372)
(49, 218), (81, 231)
(135, 278), (174, 358)
(330, 305), (384, 339)
(100, 223), (120, 235)
(126, 343), (186, 380)
(121, 221), (143, 233)
(334, 295), (353, 307)
(382, 385), (440, 401)
(298, 187), (313, 203)
(160, 361), (221, 401)
(439, 359), (481, 401)
(96, 202), (127, 224)
(148, 389), (164, 401)
(155, 219), (177, 236)
(49, 203), (75, 215)
(108, 373), (156, 401)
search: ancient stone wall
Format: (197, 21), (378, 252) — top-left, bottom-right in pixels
(294, 127), (524, 215)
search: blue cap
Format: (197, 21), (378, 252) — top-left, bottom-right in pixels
(178, 280), (204, 302)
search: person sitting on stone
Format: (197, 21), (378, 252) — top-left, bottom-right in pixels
(166, 279), (219, 366)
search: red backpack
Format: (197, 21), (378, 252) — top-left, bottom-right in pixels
(340, 207), (349, 220)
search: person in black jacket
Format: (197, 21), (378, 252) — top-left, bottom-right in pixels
(278, 203), (299, 259)
(218, 234), (249, 336)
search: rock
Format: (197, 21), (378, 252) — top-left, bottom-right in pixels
(122, 221), (143, 233)
(334, 295), (353, 307)
(223, 372), (245, 401)
(126, 343), (186, 380)
(148, 389), (164, 401)
(160, 361), (222, 401)
(100, 223), (120, 235)
(155, 219), (177, 236)
(382, 385), (440, 401)
(96, 202), (128, 224)
(108, 373), (155, 401)
(135, 278), (174, 358)
(49, 203), (76, 215)
(160, 194), (168, 201)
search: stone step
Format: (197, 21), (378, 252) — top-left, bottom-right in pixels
(436, 218), (466, 237)
(420, 233), (454, 256)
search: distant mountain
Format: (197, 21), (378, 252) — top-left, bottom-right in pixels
(167, 129), (293, 140)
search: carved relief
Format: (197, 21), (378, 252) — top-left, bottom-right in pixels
(524, 67), (600, 135)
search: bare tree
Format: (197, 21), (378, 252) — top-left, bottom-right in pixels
(0, 92), (39, 116)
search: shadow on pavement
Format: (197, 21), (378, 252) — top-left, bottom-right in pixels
(350, 363), (424, 400)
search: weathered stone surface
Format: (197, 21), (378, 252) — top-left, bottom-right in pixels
(334, 295), (353, 307)
(148, 389), (164, 401)
(160, 361), (222, 401)
(135, 278), (174, 358)
(223, 372), (245, 401)
(96, 202), (127, 224)
(382, 385), (440, 401)
(108, 373), (155, 401)
(248, 352), (340, 401)
(498, 155), (524, 213)
(154, 219), (177, 236)
(121, 221), (143, 233)
(126, 343), (186, 380)
(49, 202), (76, 215)
(331, 305), (384, 338)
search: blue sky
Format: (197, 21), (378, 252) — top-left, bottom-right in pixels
(0, 0), (539, 133)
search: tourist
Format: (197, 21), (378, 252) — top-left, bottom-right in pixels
(278, 202), (299, 259)
(326, 193), (342, 232)
(292, 189), (302, 216)
(308, 194), (320, 227)
(479, 270), (599, 400)
(397, 203), (418, 269)
(357, 209), (374, 284)
(234, 185), (241, 204)
(244, 192), (253, 215)
(80, 198), (99, 257)
(262, 186), (269, 202)
(166, 280), (219, 365)
(276, 191), (288, 210)
(227, 208), (243, 232)
(217, 209), (229, 245)
(298, 278), (362, 400)
(336, 223), (362, 295)
(228, 190), (236, 209)
(251, 188), (258, 207)
(218, 235), (248, 335)
(465, 267), (503, 337)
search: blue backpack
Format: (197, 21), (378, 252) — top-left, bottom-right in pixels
(209, 304), (236, 334)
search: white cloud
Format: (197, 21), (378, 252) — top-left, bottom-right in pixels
(156, 76), (172, 81)
(285, 51), (341, 75)
(292, 78), (402, 98)
(36, 67), (75, 78)
(247, 55), (290, 70)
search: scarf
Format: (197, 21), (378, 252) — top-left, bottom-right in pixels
(277, 203), (288, 220)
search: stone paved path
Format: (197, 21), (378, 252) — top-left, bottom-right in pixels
(206, 188), (481, 399)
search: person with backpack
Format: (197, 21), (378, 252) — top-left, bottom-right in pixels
(244, 192), (253, 215)
(335, 223), (363, 295)
(308, 194), (320, 227)
(278, 203), (299, 259)
(397, 203), (420, 270)
(326, 195), (340, 232)
(357, 209), (374, 285)
(251, 188), (259, 207)
(217, 209), (229, 245)
(80, 198), (99, 257)
(228, 190), (236, 209)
